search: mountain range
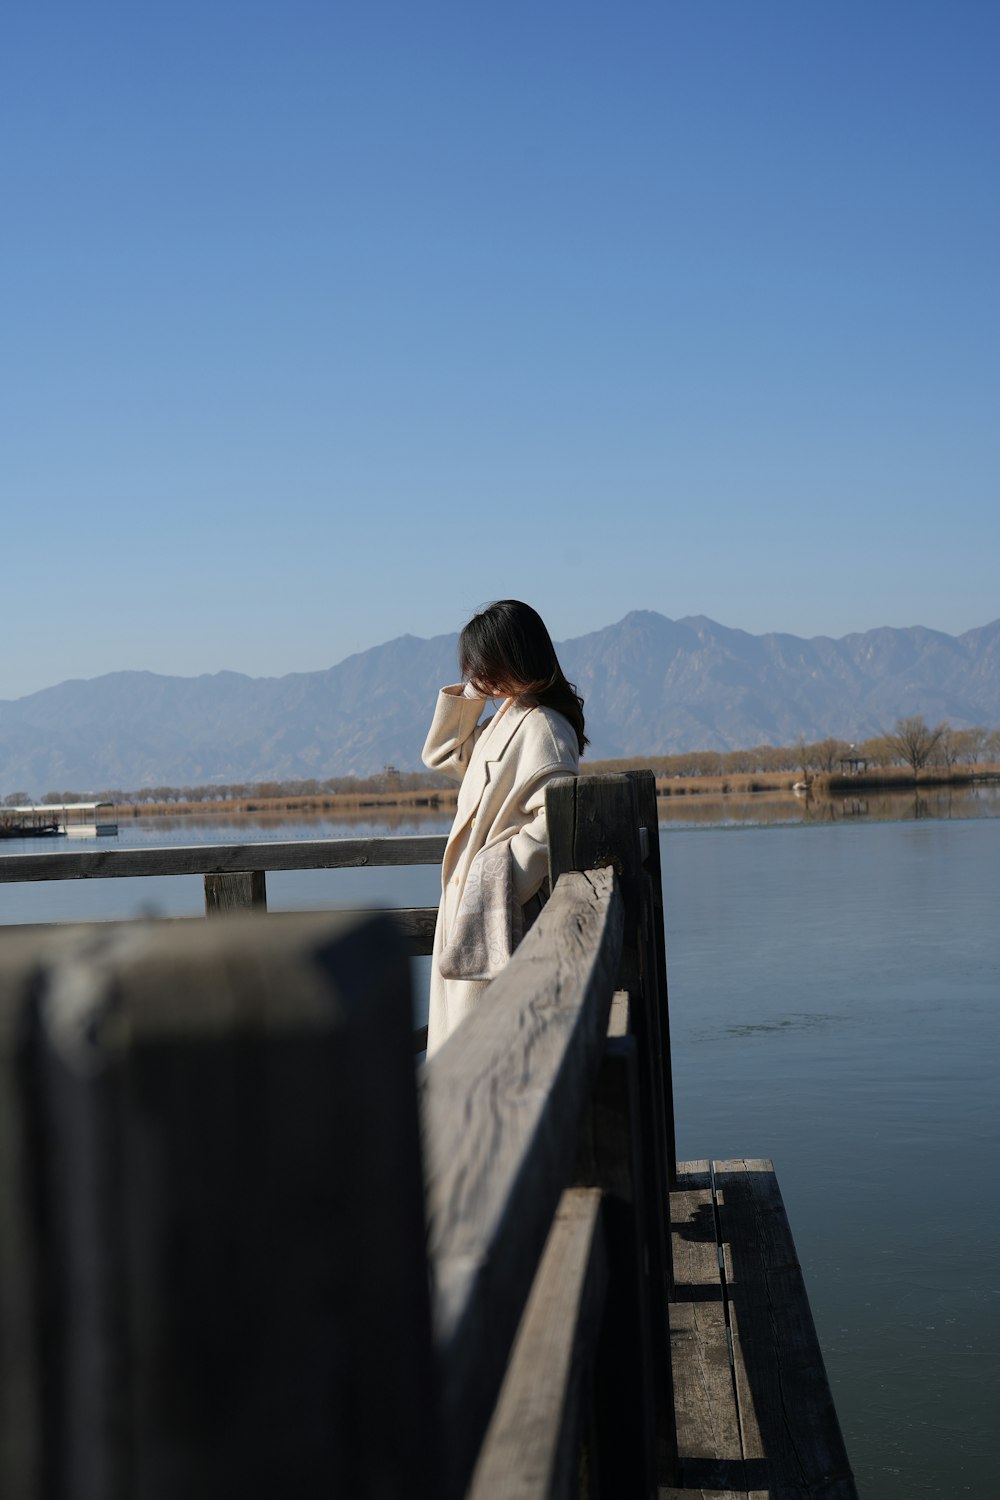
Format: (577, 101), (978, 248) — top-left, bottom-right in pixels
(2, 612), (999, 794)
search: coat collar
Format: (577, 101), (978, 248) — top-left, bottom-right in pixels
(451, 698), (538, 834)
(480, 697), (537, 764)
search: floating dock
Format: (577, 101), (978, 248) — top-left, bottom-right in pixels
(0, 801), (117, 839)
(667, 1158), (856, 1498)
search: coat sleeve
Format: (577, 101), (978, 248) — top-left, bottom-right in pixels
(421, 684), (490, 783)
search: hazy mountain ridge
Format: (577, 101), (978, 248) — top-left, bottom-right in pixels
(1, 614), (999, 791)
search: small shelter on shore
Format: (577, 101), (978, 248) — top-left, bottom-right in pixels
(838, 746), (871, 776)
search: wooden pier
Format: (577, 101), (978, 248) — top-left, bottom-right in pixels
(0, 772), (857, 1497)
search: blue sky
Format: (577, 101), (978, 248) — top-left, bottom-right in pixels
(3, 1), (998, 700)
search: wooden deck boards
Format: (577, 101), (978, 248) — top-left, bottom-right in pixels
(663, 1159), (857, 1500)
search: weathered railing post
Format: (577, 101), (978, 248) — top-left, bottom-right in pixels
(0, 912), (438, 1499)
(573, 994), (661, 1496)
(547, 773), (678, 1484)
(204, 869), (267, 915)
(631, 769), (678, 1188)
(548, 773), (676, 1195)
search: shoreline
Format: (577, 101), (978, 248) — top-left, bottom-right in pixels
(98, 765), (1000, 820)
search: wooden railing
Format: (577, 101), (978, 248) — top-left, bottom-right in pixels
(0, 772), (678, 1497)
(0, 836), (447, 1056)
(0, 831), (449, 936)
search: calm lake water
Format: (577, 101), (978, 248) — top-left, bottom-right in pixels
(2, 787), (999, 1498)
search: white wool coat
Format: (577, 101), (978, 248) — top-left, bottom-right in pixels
(421, 685), (580, 1055)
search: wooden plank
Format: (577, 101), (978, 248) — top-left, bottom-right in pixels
(8, 912), (439, 1499)
(669, 1164), (750, 1495)
(727, 1300), (765, 1469)
(385, 905), (438, 953)
(204, 869), (267, 915)
(468, 1188), (607, 1500)
(711, 1160), (857, 1499)
(0, 834), (449, 884)
(421, 866), (623, 1500)
(669, 1300), (750, 1479)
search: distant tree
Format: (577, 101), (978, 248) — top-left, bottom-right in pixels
(885, 715), (947, 773)
(807, 737), (850, 773)
(937, 729), (961, 771)
(681, 750), (720, 777)
(745, 743), (780, 772)
(951, 727), (989, 766)
(3, 791), (31, 806)
(859, 735), (895, 768)
(760, 744), (799, 772)
(722, 748), (753, 774)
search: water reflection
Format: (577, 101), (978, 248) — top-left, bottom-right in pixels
(656, 781), (1000, 829)
(128, 808), (454, 841)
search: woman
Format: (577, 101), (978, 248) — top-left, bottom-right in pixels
(422, 600), (587, 1055)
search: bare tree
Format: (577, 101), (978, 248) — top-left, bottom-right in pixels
(937, 728), (961, 771)
(859, 735), (895, 768)
(951, 727), (989, 766)
(807, 737), (850, 773)
(3, 791), (31, 807)
(885, 715), (947, 773)
(794, 737), (810, 779)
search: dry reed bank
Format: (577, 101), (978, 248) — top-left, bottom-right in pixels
(100, 761), (1000, 820)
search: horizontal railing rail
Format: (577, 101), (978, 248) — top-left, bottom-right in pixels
(0, 834), (450, 931)
(0, 834), (448, 884)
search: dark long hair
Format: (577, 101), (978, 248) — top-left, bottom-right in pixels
(459, 600), (588, 755)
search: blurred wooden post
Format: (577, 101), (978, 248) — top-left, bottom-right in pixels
(204, 869), (267, 914)
(0, 912), (437, 1500)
